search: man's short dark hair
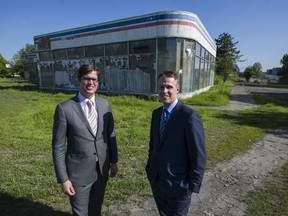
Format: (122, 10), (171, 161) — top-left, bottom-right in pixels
(158, 71), (179, 80)
(77, 64), (100, 80)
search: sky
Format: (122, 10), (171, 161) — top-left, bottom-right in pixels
(0, 0), (287, 72)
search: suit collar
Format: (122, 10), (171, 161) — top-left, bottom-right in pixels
(71, 95), (88, 123)
(95, 97), (104, 133)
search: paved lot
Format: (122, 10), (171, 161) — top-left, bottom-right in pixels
(245, 83), (288, 102)
(193, 83), (288, 110)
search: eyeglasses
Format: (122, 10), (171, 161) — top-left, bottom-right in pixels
(81, 77), (98, 82)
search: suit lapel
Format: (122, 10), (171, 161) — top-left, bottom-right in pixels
(152, 108), (162, 148)
(95, 97), (103, 139)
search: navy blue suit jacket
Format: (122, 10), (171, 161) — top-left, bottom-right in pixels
(146, 102), (206, 194)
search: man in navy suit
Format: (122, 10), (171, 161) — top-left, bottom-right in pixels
(52, 64), (118, 216)
(146, 71), (206, 215)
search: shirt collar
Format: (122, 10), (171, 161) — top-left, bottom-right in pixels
(163, 99), (178, 113)
(77, 92), (95, 105)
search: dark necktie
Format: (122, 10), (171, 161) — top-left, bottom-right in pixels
(160, 109), (167, 138)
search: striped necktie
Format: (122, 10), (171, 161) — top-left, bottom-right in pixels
(160, 109), (168, 138)
(86, 100), (97, 135)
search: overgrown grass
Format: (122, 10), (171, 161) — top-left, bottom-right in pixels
(246, 162), (288, 216)
(0, 78), (287, 215)
(181, 81), (233, 106)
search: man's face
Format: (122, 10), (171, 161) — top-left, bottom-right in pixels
(158, 76), (180, 106)
(79, 71), (99, 99)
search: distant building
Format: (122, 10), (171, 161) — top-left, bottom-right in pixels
(5, 64), (11, 68)
(33, 10), (216, 98)
(266, 67), (282, 81)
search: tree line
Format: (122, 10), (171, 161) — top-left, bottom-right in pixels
(0, 44), (35, 78)
(215, 32), (288, 84)
(0, 36), (288, 84)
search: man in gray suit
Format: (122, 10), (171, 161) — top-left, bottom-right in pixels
(146, 71), (206, 215)
(52, 64), (118, 216)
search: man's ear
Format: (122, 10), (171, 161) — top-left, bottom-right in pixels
(177, 85), (180, 93)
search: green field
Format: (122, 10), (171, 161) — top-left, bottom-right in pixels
(0, 78), (287, 215)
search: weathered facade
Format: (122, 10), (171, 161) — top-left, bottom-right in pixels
(24, 54), (38, 83)
(33, 10), (216, 98)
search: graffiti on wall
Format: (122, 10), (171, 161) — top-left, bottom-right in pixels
(39, 54), (156, 93)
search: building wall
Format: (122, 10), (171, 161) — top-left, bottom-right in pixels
(265, 67), (282, 81)
(33, 11), (216, 97)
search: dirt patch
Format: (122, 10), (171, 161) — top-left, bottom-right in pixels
(189, 126), (288, 216)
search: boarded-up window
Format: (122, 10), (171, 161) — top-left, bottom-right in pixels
(53, 49), (67, 60)
(129, 39), (156, 54)
(39, 51), (52, 61)
(36, 36), (51, 50)
(67, 47), (84, 59)
(158, 38), (178, 72)
(193, 56), (200, 91)
(85, 45), (104, 57)
(195, 42), (201, 57)
(40, 64), (54, 87)
(105, 42), (127, 56)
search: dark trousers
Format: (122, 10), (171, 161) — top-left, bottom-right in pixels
(151, 180), (192, 216)
(69, 164), (108, 216)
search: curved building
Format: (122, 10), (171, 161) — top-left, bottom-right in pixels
(34, 10), (216, 98)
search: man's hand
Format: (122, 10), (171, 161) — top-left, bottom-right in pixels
(110, 163), (118, 177)
(61, 180), (76, 196)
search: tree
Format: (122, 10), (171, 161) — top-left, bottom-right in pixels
(215, 33), (243, 82)
(252, 62), (263, 79)
(243, 66), (254, 82)
(0, 54), (12, 77)
(12, 44), (35, 77)
(243, 62), (263, 82)
(280, 53), (288, 83)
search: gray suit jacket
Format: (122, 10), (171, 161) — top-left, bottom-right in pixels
(146, 102), (206, 194)
(52, 95), (118, 186)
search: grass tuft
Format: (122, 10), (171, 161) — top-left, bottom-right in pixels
(181, 82), (232, 106)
